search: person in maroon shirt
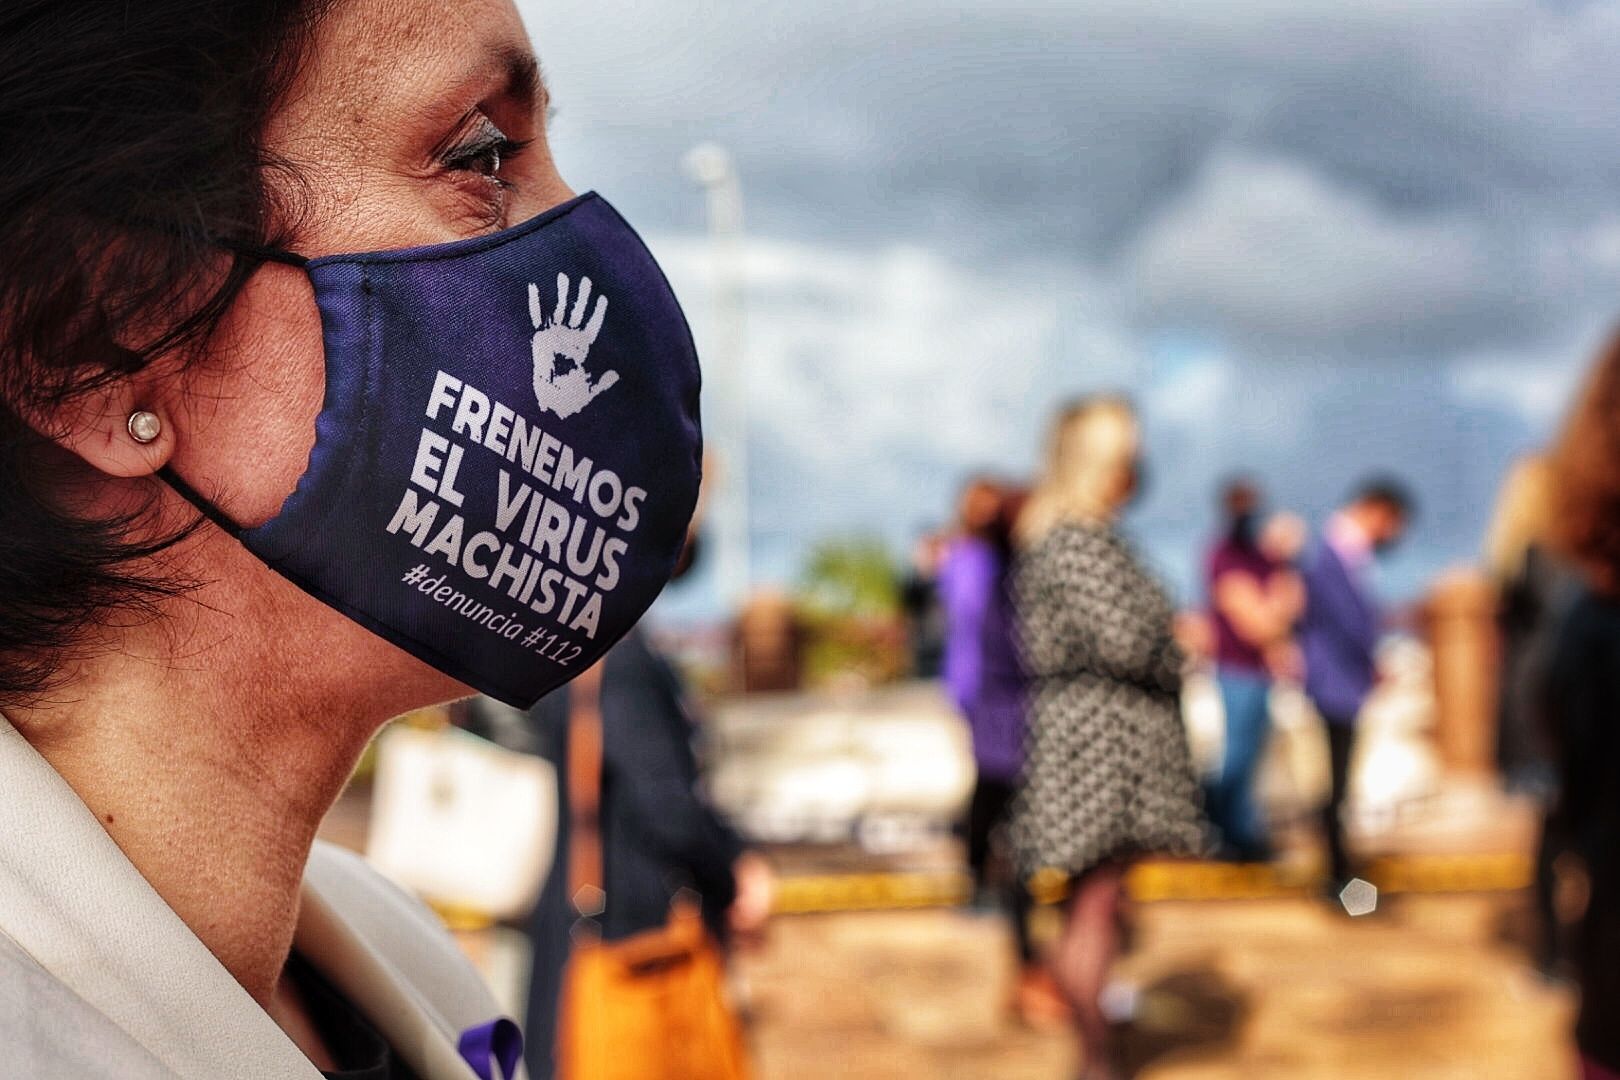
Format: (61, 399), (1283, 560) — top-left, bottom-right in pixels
(1204, 479), (1304, 861)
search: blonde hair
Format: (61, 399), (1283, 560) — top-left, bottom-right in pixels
(1018, 396), (1139, 545)
(1482, 454), (1554, 584)
(1549, 331), (1620, 597)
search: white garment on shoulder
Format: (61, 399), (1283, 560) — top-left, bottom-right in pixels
(0, 715), (516, 1079)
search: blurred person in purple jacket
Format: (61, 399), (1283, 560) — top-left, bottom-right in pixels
(941, 478), (1026, 784)
(1298, 477), (1414, 892)
(939, 479), (1065, 1024)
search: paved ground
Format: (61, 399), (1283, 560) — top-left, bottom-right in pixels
(323, 778), (1571, 1079)
(736, 894), (1573, 1080)
(690, 676), (1574, 1077)
(325, 674), (1573, 1079)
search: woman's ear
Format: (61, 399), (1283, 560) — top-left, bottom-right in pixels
(38, 375), (175, 479)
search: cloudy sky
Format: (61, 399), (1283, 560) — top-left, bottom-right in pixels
(517, 0), (1620, 615)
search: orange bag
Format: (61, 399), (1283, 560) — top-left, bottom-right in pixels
(555, 664), (751, 1080)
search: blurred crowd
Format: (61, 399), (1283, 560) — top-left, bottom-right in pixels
(909, 399), (1408, 1078)
(912, 337), (1620, 1078)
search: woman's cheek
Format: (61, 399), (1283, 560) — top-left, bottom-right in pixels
(439, 176), (511, 234)
(179, 270), (328, 528)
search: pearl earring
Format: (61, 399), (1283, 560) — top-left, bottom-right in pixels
(127, 410), (162, 445)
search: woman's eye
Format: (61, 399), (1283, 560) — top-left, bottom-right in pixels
(464, 143), (502, 177)
(440, 116), (529, 186)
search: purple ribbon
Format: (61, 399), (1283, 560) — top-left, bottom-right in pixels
(457, 1018), (524, 1080)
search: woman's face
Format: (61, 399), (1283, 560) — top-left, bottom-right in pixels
(958, 482), (1000, 534)
(146, 0), (573, 707)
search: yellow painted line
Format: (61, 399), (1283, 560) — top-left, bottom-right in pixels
(770, 853), (1534, 914)
(1364, 852), (1533, 895)
(1123, 860), (1319, 904)
(427, 901), (500, 932)
(774, 871), (971, 914)
(428, 852), (1538, 922)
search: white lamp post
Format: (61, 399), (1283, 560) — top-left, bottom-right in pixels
(682, 142), (751, 611)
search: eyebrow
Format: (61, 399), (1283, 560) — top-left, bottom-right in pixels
(494, 44), (547, 116)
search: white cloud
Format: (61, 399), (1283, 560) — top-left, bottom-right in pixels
(1145, 351), (1233, 429)
(1449, 356), (1587, 432)
(1126, 153), (1503, 349)
(647, 233), (1121, 474)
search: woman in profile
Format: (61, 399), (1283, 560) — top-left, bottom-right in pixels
(0, 1), (701, 1076)
(1011, 397), (1205, 1080)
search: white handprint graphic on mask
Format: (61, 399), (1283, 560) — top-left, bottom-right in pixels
(528, 273), (620, 419)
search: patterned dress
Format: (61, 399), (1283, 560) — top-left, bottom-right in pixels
(1010, 521), (1207, 878)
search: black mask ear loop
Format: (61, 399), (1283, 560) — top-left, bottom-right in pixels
(219, 242), (310, 270)
(157, 241), (313, 538)
(158, 466), (246, 539)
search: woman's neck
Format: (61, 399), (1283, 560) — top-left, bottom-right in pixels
(7, 611), (384, 1007)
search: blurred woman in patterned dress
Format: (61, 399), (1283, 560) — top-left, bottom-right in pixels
(1011, 397), (1206, 1080)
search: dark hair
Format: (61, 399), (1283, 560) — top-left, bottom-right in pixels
(1551, 333), (1620, 596)
(986, 486), (1029, 567)
(0, 1), (333, 703)
(1351, 474), (1416, 520)
(1218, 476), (1262, 552)
(955, 473), (1002, 540)
(1219, 475), (1261, 518)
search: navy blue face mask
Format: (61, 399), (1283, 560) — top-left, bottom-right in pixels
(165, 193), (702, 708)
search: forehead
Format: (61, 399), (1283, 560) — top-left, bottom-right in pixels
(272, 0), (534, 144)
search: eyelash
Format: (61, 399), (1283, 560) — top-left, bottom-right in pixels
(440, 122), (532, 189)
